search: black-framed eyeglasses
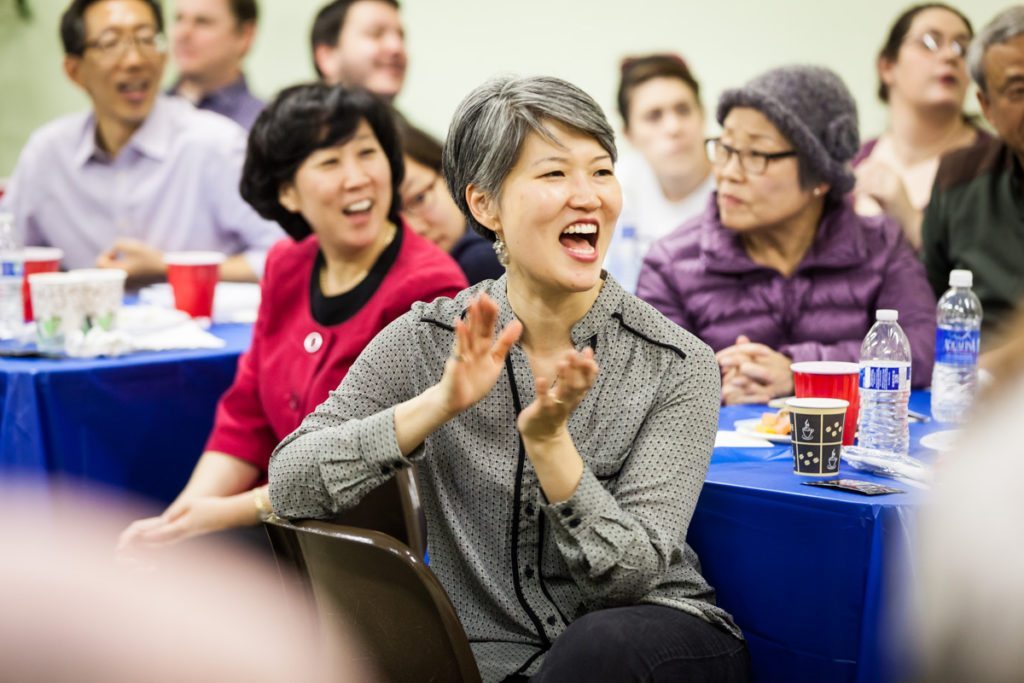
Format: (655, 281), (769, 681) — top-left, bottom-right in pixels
(705, 138), (797, 175)
(401, 174), (440, 216)
(907, 30), (969, 58)
(83, 28), (167, 62)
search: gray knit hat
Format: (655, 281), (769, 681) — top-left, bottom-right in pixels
(716, 65), (859, 196)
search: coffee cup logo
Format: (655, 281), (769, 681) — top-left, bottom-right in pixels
(827, 448), (839, 470)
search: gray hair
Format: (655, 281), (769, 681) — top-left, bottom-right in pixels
(968, 6), (1024, 94)
(442, 75), (617, 241)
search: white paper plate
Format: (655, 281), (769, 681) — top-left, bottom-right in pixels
(734, 417), (791, 443)
(919, 429), (961, 452)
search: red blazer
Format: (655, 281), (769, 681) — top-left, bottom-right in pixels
(205, 224), (467, 473)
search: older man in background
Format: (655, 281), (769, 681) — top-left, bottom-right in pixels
(0, 0), (282, 284)
(309, 0), (406, 99)
(922, 5), (1024, 353)
(169, 0), (263, 129)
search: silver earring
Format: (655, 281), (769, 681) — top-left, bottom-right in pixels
(492, 235), (509, 266)
(813, 187), (824, 197)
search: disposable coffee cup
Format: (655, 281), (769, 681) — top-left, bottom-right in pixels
(786, 397), (849, 476)
(28, 272), (86, 353)
(164, 252), (224, 319)
(22, 247), (63, 321)
(790, 361), (860, 445)
(70, 268), (127, 332)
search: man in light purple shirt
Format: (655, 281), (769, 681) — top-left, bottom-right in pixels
(168, 0), (264, 130)
(1, 0), (282, 283)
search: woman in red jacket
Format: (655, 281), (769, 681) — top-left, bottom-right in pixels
(119, 84), (467, 549)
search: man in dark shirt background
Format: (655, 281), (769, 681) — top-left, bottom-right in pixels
(169, 0), (264, 129)
(309, 0), (406, 100)
(923, 6), (1024, 361)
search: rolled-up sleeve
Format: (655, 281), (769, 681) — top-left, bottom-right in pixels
(542, 341), (721, 607)
(269, 314), (421, 518)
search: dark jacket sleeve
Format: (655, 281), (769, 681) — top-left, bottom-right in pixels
(921, 173), (953, 299)
(876, 232), (937, 387)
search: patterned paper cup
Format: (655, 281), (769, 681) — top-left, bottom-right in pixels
(69, 268), (127, 332)
(22, 247), (63, 321)
(28, 272), (86, 353)
(785, 397), (849, 476)
(165, 251), (224, 319)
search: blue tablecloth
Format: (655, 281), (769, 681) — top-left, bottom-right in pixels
(0, 324), (253, 504)
(2, 337), (934, 680)
(690, 392), (940, 683)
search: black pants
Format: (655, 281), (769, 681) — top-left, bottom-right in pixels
(505, 605), (750, 683)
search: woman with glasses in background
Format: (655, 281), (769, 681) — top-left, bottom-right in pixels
(398, 120), (504, 284)
(853, 3), (987, 250)
(637, 66), (937, 405)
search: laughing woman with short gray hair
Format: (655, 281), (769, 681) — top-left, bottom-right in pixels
(269, 75), (748, 683)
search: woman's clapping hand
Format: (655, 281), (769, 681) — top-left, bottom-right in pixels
(436, 294), (523, 417)
(517, 347), (599, 442)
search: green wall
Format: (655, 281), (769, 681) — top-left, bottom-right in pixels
(0, 0), (1003, 176)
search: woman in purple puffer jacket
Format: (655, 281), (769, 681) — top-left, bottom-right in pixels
(637, 65), (936, 405)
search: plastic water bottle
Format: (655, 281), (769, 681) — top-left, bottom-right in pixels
(607, 224), (641, 293)
(930, 269), (983, 423)
(0, 212), (24, 340)
(858, 309), (912, 455)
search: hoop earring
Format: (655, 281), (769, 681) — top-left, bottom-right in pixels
(492, 235), (509, 266)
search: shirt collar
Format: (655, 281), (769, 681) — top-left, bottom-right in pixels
(485, 272), (627, 348)
(202, 74), (250, 112)
(73, 112), (102, 167)
(170, 74), (250, 113)
(73, 96), (173, 166)
(127, 96), (173, 160)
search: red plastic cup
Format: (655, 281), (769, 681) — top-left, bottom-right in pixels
(790, 361), (860, 446)
(164, 251), (224, 319)
(22, 247), (63, 321)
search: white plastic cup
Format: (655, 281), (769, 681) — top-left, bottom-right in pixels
(28, 272), (86, 353)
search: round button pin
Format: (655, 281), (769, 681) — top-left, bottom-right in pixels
(303, 331), (323, 354)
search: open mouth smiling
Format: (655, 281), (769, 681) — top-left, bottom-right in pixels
(559, 220), (599, 258)
(342, 198), (373, 216)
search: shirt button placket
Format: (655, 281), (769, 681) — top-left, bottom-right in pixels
(115, 167), (130, 237)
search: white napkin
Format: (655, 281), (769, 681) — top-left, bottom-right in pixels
(137, 283), (261, 324)
(63, 306), (226, 358)
(714, 431), (776, 448)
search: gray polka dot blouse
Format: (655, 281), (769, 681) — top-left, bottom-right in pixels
(269, 274), (741, 682)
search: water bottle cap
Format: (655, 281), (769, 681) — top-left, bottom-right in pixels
(876, 309), (898, 322)
(949, 269), (973, 288)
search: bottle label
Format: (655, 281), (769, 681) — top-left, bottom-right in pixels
(0, 260), (22, 278)
(859, 363), (911, 391)
(935, 328), (980, 366)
